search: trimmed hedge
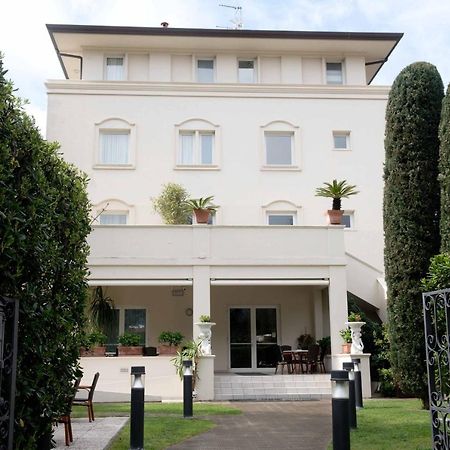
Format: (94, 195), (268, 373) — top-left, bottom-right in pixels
(384, 62), (443, 402)
(440, 84), (450, 252)
(0, 57), (91, 447)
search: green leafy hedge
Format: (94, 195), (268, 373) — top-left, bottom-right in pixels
(440, 85), (450, 252)
(384, 62), (443, 403)
(0, 56), (91, 447)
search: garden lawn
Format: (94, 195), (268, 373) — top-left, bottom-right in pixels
(72, 402), (241, 450)
(349, 398), (431, 450)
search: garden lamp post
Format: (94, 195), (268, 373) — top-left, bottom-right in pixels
(352, 358), (363, 408)
(331, 370), (350, 450)
(183, 359), (193, 418)
(130, 366), (145, 450)
(343, 362), (357, 429)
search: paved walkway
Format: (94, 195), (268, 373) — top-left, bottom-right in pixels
(53, 417), (128, 449)
(169, 400), (332, 450)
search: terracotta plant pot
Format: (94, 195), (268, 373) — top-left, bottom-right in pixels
(328, 209), (344, 225)
(342, 343), (352, 354)
(158, 344), (179, 355)
(80, 346), (106, 357)
(118, 346), (143, 356)
(193, 208), (211, 224)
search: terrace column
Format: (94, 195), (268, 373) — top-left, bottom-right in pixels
(193, 265), (215, 400)
(328, 266), (348, 369)
(313, 290), (324, 340)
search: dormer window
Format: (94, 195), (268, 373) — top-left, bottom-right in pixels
(197, 59), (215, 83)
(105, 56), (124, 80)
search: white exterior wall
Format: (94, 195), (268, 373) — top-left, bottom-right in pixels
(47, 84), (387, 270)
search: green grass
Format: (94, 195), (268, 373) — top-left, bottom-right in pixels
(72, 402), (241, 418)
(73, 402), (241, 450)
(349, 398), (431, 450)
(108, 417), (215, 450)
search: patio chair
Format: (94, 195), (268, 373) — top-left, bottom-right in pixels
(56, 377), (81, 446)
(317, 346), (327, 373)
(275, 346), (294, 374)
(301, 344), (320, 374)
(73, 372), (100, 422)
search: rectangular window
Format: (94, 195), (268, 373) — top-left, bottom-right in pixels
(265, 132), (293, 165)
(100, 131), (129, 164)
(197, 59), (214, 83)
(125, 309), (146, 345)
(103, 309), (120, 345)
(99, 213), (128, 225)
(106, 57), (124, 80)
(342, 213), (353, 228)
(238, 59), (255, 83)
(326, 62), (343, 84)
(267, 214), (295, 225)
(179, 131), (215, 166)
(333, 131), (350, 150)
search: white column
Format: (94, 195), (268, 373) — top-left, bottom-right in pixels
(313, 290), (324, 340)
(192, 266), (211, 339)
(328, 266), (348, 368)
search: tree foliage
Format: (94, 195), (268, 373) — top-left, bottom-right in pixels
(440, 84), (450, 252)
(384, 62), (443, 402)
(0, 56), (91, 448)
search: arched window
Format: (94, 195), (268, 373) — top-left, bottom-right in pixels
(262, 200), (302, 225)
(93, 198), (135, 225)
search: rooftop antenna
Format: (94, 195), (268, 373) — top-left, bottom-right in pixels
(218, 4), (243, 29)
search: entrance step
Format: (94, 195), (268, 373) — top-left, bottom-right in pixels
(214, 373), (331, 401)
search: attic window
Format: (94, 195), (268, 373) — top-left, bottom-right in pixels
(105, 56), (124, 80)
(326, 62), (343, 85)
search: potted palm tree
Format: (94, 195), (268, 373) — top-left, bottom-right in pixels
(185, 196), (218, 224)
(315, 179), (359, 225)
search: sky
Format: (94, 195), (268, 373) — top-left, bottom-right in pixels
(1, 0), (450, 136)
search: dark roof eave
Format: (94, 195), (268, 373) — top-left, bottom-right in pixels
(46, 23), (403, 43)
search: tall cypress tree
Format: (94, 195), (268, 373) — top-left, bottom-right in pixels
(384, 62), (443, 402)
(440, 84), (450, 252)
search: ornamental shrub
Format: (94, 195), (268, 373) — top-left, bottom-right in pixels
(0, 56), (91, 448)
(422, 253), (450, 292)
(152, 182), (191, 224)
(384, 62), (443, 403)
(440, 85), (450, 252)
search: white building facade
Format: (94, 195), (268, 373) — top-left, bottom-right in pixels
(46, 25), (402, 400)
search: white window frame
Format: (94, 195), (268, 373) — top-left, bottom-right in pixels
(238, 58), (257, 83)
(260, 121), (301, 171)
(325, 60), (344, 85)
(104, 55), (127, 81)
(262, 200), (302, 225)
(115, 306), (150, 346)
(196, 57), (215, 83)
(175, 118), (221, 170)
(342, 210), (355, 229)
(94, 118), (136, 169)
(332, 131), (351, 151)
(93, 199), (135, 225)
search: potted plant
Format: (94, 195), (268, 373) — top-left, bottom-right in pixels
(152, 182), (191, 224)
(195, 316), (216, 355)
(118, 332), (143, 356)
(340, 328), (352, 354)
(315, 179), (359, 225)
(172, 340), (202, 395)
(297, 333), (316, 350)
(80, 330), (107, 357)
(185, 196), (218, 224)
(346, 312), (366, 354)
(158, 331), (184, 355)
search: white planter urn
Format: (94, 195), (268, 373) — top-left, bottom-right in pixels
(195, 322), (216, 356)
(345, 321), (366, 354)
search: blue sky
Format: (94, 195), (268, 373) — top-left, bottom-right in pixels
(1, 0), (450, 134)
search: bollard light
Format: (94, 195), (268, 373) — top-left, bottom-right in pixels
(183, 359), (193, 418)
(331, 370), (350, 450)
(352, 358), (363, 408)
(343, 362), (357, 429)
(130, 366), (145, 450)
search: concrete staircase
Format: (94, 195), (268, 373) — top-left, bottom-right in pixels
(214, 373), (331, 401)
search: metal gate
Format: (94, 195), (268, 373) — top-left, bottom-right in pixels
(423, 288), (450, 449)
(0, 296), (19, 450)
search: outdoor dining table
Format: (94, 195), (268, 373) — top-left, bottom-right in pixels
(282, 349), (308, 374)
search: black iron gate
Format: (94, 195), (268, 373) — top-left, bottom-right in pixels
(423, 288), (450, 449)
(0, 296), (19, 450)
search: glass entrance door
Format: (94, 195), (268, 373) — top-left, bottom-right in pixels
(229, 307), (278, 370)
